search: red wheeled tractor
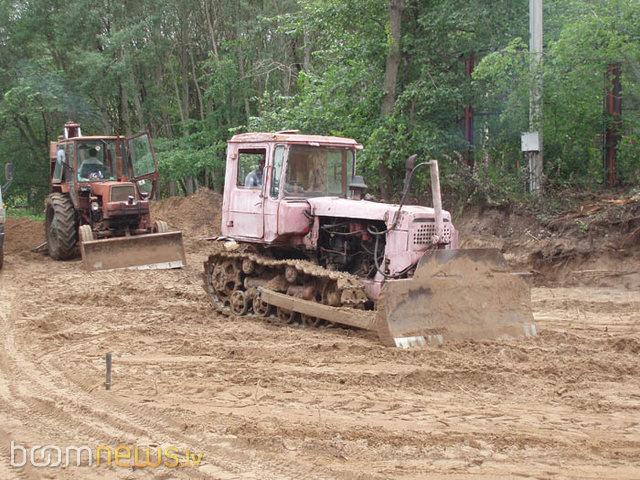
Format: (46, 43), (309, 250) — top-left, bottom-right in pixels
(46, 122), (185, 271)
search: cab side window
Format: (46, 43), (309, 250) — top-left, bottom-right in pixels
(63, 143), (75, 183)
(52, 145), (65, 183)
(271, 145), (285, 198)
(236, 148), (266, 188)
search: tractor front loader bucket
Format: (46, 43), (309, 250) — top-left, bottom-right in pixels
(80, 231), (186, 271)
(375, 249), (537, 348)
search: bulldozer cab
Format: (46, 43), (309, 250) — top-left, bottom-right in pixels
(222, 133), (362, 243)
(225, 144), (267, 239)
(279, 145), (354, 198)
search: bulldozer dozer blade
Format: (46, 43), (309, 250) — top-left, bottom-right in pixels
(375, 249), (537, 348)
(80, 232), (186, 271)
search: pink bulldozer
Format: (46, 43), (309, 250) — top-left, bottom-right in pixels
(203, 131), (536, 347)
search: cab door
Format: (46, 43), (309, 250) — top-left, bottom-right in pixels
(126, 132), (158, 198)
(224, 144), (266, 240)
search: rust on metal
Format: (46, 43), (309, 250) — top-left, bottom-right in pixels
(203, 132), (536, 348)
(47, 122), (186, 271)
(258, 288), (375, 330)
(376, 249), (536, 347)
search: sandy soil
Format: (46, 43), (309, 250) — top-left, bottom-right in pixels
(456, 192), (640, 289)
(0, 194), (638, 479)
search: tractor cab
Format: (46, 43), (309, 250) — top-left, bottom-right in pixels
(50, 123), (158, 198)
(75, 139), (119, 182)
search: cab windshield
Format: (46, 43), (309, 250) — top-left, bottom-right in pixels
(284, 145), (354, 197)
(77, 140), (118, 182)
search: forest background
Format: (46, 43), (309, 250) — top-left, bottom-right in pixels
(1, 0), (638, 212)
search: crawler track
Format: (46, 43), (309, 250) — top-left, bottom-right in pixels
(203, 250), (371, 328)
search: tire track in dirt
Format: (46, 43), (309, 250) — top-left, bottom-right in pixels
(0, 272), (231, 478)
(0, 289), (153, 479)
(2, 234), (640, 479)
(0, 258), (339, 479)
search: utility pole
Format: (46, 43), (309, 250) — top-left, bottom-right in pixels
(525, 0), (544, 194)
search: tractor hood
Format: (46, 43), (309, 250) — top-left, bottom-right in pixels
(305, 197), (452, 228)
(81, 181), (149, 218)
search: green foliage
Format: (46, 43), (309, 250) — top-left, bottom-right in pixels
(0, 0), (638, 211)
(475, 0), (640, 190)
(154, 130), (226, 192)
(6, 207), (44, 221)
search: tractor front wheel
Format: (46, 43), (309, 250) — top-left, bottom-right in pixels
(153, 220), (169, 233)
(45, 193), (77, 260)
(79, 224), (94, 243)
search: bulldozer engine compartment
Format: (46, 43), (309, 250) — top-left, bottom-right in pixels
(317, 217), (387, 279)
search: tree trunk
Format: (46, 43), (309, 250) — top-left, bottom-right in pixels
(189, 48), (206, 121)
(129, 67), (146, 131)
(119, 44), (132, 135)
(303, 28), (312, 72)
(120, 79), (132, 136)
(203, 0), (220, 59)
(173, 72), (186, 124)
(237, 54), (251, 120)
(180, 53), (190, 122)
(379, 0), (404, 199)
(178, 178), (188, 196)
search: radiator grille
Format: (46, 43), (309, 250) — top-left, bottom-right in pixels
(110, 185), (136, 202)
(412, 222), (452, 245)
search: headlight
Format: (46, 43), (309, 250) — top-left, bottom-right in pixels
(91, 202), (100, 212)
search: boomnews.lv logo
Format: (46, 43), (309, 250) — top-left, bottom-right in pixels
(10, 441), (203, 468)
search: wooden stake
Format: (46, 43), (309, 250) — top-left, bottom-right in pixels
(105, 353), (112, 390)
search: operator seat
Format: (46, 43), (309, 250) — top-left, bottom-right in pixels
(78, 157), (106, 179)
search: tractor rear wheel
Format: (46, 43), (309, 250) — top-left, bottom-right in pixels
(45, 193), (77, 260)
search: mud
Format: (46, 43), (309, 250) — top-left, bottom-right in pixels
(0, 191), (638, 478)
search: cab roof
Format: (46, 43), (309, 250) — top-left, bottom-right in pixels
(229, 132), (362, 148)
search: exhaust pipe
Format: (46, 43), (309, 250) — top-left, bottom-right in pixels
(402, 155), (444, 245)
(426, 160), (444, 244)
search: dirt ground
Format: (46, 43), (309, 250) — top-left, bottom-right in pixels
(0, 191), (638, 479)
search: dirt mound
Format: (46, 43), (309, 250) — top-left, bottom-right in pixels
(456, 191), (640, 288)
(4, 217), (44, 253)
(151, 188), (222, 238)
